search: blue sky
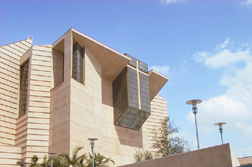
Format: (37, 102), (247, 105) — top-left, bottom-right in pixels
(1, 0), (252, 158)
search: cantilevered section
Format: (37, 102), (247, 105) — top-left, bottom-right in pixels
(52, 28), (130, 81)
(113, 56), (168, 130)
(148, 70), (169, 101)
(73, 29), (131, 81)
(113, 67), (151, 130)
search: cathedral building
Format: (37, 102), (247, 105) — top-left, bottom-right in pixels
(0, 28), (168, 166)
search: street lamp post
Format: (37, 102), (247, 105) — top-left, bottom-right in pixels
(214, 122), (227, 144)
(88, 138), (98, 167)
(49, 152), (56, 167)
(186, 99), (202, 150)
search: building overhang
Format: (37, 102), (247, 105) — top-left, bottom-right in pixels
(52, 28), (168, 95)
(148, 70), (169, 101)
(53, 28), (130, 81)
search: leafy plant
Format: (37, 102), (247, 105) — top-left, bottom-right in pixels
(133, 116), (191, 162)
(152, 117), (190, 157)
(85, 153), (115, 167)
(133, 149), (154, 162)
(59, 146), (86, 167)
(16, 146), (114, 167)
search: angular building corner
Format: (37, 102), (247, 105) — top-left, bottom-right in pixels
(0, 28), (168, 166)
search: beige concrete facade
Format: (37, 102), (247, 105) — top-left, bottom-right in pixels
(147, 94), (168, 152)
(0, 28), (168, 166)
(238, 156), (252, 166)
(119, 144), (240, 167)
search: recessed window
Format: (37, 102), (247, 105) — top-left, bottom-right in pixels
(72, 42), (84, 83)
(19, 60), (29, 117)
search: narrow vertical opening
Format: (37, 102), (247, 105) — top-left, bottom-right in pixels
(18, 60), (29, 117)
(72, 42), (84, 84)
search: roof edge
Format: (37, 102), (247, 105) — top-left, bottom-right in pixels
(148, 69), (169, 81)
(71, 28), (130, 61)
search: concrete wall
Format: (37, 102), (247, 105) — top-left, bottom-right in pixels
(52, 49), (64, 87)
(69, 46), (103, 153)
(0, 38), (32, 166)
(239, 156), (252, 166)
(0, 38), (32, 145)
(119, 144), (240, 167)
(100, 77), (150, 166)
(147, 94), (168, 152)
(0, 40), (52, 165)
(16, 44), (52, 161)
(49, 30), (72, 155)
(25, 45), (52, 160)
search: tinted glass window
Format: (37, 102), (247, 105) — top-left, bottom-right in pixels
(139, 60), (148, 72)
(19, 60), (29, 117)
(72, 42), (84, 83)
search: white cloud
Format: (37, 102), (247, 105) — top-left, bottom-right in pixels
(187, 96), (252, 135)
(214, 38), (234, 51)
(150, 65), (170, 76)
(189, 38), (252, 156)
(193, 51), (209, 63)
(241, 0), (252, 6)
(204, 49), (250, 68)
(179, 60), (188, 74)
(220, 62), (252, 87)
(193, 39), (251, 68)
(220, 38), (232, 49)
(160, 0), (184, 5)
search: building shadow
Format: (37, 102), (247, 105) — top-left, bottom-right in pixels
(115, 125), (143, 148)
(102, 79), (143, 148)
